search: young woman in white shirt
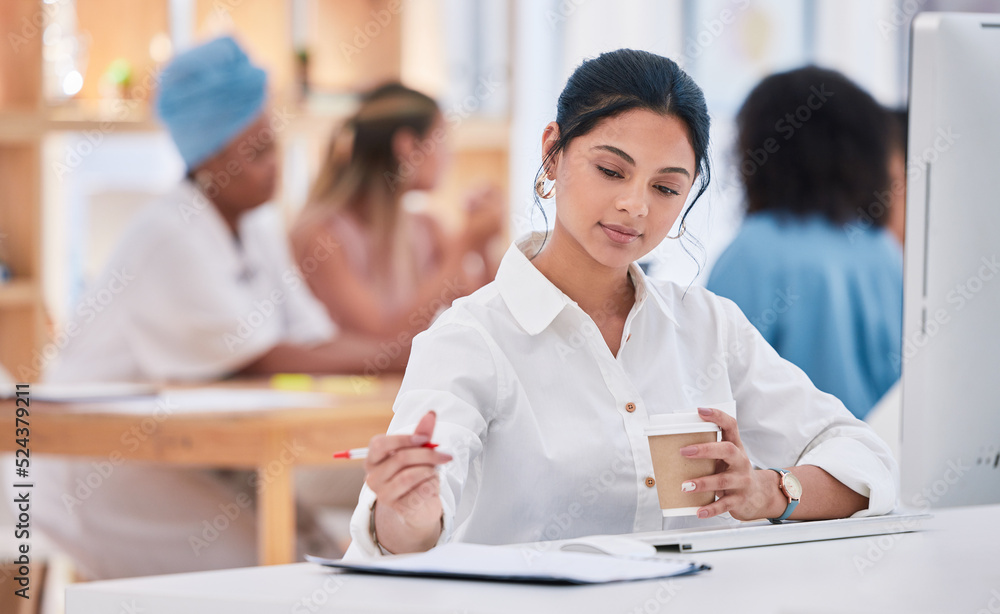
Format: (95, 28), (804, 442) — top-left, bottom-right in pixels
(346, 49), (897, 557)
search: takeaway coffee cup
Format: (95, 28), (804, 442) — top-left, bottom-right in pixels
(644, 412), (722, 517)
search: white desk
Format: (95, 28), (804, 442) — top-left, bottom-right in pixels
(66, 504), (1000, 614)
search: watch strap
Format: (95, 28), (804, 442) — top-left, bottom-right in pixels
(768, 468), (799, 524)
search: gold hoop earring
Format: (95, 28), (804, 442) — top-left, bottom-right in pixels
(535, 175), (556, 200)
(666, 220), (687, 240)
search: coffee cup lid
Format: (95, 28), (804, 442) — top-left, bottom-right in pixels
(644, 412), (721, 436)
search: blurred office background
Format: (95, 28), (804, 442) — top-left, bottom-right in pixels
(1, 0), (997, 612)
(0, 0), (995, 356)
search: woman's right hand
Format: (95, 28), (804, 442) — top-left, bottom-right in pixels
(365, 410), (453, 553)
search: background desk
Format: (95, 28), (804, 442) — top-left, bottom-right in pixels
(0, 377), (401, 566)
(66, 504), (1000, 614)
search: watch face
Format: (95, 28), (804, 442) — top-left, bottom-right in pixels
(783, 473), (803, 499)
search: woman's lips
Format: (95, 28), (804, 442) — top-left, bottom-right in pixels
(600, 222), (641, 244)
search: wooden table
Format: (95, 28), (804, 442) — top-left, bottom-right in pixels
(0, 376), (401, 566)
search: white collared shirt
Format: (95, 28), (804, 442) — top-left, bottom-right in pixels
(346, 234), (898, 558)
(28, 183), (336, 580)
(46, 181), (335, 383)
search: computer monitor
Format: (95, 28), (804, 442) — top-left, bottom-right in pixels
(900, 12), (1000, 509)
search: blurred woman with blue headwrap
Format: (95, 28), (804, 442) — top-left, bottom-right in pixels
(32, 36), (397, 580)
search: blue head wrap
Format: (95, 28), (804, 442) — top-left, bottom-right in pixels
(155, 36), (267, 170)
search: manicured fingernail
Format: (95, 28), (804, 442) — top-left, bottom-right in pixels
(681, 481), (696, 493)
(697, 509), (709, 518)
(679, 446), (697, 456)
(697, 407), (712, 416)
(412, 434), (430, 445)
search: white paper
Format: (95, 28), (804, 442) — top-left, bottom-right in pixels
(307, 543), (708, 584)
(52, 389), (333, 414)
(158, 389), (333, 413)
(0, 382), (158, 402)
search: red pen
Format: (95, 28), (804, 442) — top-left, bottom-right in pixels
(332, 442), (439, 460)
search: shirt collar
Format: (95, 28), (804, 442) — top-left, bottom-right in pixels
(496, 232), (677, 336)
(642, 266), (679, 326)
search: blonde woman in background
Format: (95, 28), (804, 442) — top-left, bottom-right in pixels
(292, 84), (504, 345)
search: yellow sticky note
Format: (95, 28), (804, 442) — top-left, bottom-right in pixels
(270, 373), (314, 391)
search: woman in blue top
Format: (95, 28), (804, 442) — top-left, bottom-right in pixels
(706, 67), (902, 420)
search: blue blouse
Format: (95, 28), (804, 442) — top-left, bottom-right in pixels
(706, 212), (902, 419)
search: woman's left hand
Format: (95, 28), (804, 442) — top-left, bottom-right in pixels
(679, 406), (784, 521)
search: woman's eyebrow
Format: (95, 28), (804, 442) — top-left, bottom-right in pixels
(592, 144), (691, 177)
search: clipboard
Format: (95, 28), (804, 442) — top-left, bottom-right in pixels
(308, 542), (710, 585)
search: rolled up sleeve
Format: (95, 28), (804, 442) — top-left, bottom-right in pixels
(345, 318), (499, 559)
(719, 296), (899, 516)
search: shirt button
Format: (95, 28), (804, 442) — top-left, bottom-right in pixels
(625, 402), (636, 413)
(645, 477), (656, 488)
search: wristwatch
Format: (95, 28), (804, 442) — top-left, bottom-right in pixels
(767, 468), (802, 524)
